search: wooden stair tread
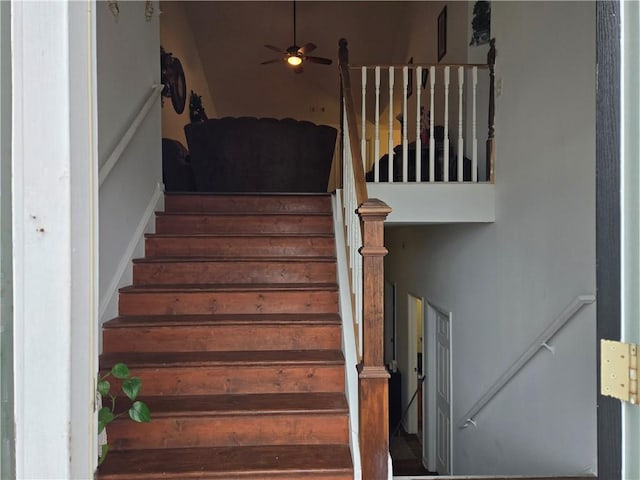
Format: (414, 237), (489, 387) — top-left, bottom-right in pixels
(132, 256), (336, 264)
(100, 349), (344, 367)
(156, 211), (332, 217)
(99, 444), (351, 479)
(145, 232), (334, 238)
(119, 283), (338, 293)
(104, 313), (341, 327)
(114, 393), (348, 417)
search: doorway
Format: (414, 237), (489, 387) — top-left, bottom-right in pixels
(405, 294), (424, 436)
(424, 301), (452, 475)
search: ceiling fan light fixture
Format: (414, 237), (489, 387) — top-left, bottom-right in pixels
(287, 55), (303, 66)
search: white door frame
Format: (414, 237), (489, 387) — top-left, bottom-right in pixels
(621, 1), (640, 477)
(424, 300), (453, 475)
(11, 1), (98, 477)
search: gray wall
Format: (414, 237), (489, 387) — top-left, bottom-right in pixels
(97, 1), (162, 325)
(385, 2), (596, 475)
(0, 1), (14, 477)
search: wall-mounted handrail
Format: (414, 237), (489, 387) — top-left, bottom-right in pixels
(98, 84), (164, 188)
(458, 294), (596, 429)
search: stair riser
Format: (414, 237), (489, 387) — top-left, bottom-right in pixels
(102, 365), (345, 396)
(133, 261), (336, 285)
(103, 325), (341, 352)
(155, 215), (333, 235)
(119, 291), (339, 316)
(164, 195), (332, 214)
(108, 414), (349, 450)
(145, 236), (336, 258)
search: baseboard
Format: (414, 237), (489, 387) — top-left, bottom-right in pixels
(98, 182), (164, 324)
(332, 191), (362, 480)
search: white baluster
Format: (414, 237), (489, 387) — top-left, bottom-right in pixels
(472, 66), (478, 182)
(402, 66), (408, 182)
(458, 66), (464, 182)
(444, 66), (450, 182)
(361, 67), (367, 174)
(388, 67), (394, 183)
(415, 66), (422, 183)
(429, 66), (436, 182)
(374, 66), (381, 183)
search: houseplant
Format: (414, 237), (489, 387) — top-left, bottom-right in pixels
(97, 363), (151, 465)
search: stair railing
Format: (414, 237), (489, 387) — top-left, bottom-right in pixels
(348, 41), (496, 184)
(338, 38), (392, 480)
(458, 294), (596, 429)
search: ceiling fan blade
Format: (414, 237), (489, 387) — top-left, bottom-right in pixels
(261, 58), (283, 65)
(305, 56), (333, 65)
(264, 44), (286, 54)
(298, 42), (317, 55)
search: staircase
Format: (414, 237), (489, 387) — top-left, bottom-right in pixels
(98, 193), (354, 480)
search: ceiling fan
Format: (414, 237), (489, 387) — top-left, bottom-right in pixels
(261, 0), (333, 73)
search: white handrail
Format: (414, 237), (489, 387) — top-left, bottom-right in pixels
(458, 294), (596, 428)
(98, 84), (164, 187)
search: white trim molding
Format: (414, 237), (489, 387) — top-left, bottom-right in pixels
(99, 182), (163, 324)
(332, 192), (362, 480)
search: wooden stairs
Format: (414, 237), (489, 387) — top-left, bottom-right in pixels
(98, 193), (354, 480)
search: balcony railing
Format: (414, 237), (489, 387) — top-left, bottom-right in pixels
(348, 40), (496, 186)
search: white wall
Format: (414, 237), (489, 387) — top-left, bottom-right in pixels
(385, 2), (596, 475)
(98, 1), (163, 326)
(160, 1), (218, 147)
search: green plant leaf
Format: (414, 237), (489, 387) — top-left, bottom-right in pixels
(128, 401), (151, 423)
(97, 380), (110, 397)
(111, 363), (130, 379)
(98, 406), (114, 428)
(122, 377), (142, 401)
(98, 420), (106, 434)
(98, 444), (109, 466)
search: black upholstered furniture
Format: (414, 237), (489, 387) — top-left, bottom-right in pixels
(162, 138), (196, 192)
(184, 117), (337, 193)
(365, 126), (474, 182)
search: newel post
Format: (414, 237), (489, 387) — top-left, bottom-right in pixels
(357, 198), (392, 480)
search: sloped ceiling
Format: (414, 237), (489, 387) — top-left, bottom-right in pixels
(184, 1), (415, 126)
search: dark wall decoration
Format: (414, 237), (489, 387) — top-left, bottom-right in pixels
(189, 90), (208, 123)
(437, 6), (447, 62)
(160, 46), (187, 114)
(470, 1), (491, 46)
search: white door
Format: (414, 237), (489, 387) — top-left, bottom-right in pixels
(435, 308), (452, 475)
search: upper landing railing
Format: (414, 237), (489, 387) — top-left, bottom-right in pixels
(348, 39), (496, 185)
